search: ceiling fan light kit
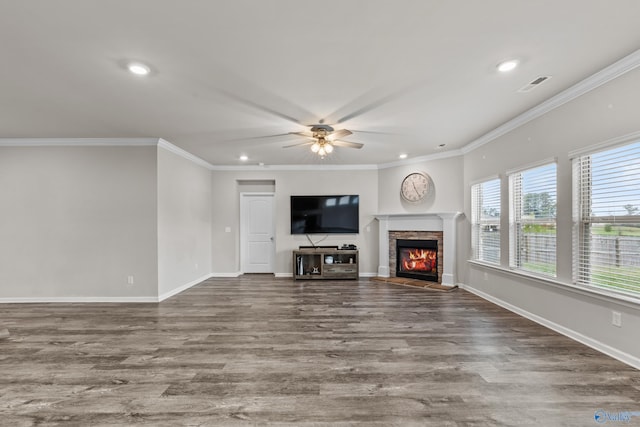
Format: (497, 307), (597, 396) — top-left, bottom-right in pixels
(313, 139), (333, 157)
(285, 124), (363, 158)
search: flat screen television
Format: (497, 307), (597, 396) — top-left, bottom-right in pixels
(291, 195), (359, 234)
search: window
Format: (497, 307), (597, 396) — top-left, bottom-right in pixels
(471, 179), (501, 264)
(509, 162), (557, 276)
(573, 140), (640, 296)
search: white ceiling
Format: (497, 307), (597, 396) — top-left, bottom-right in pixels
(2, 0), (640, 166)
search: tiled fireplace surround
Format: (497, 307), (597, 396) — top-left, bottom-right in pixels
(391, 231), (443, 283)
(375, 213), (462, 287)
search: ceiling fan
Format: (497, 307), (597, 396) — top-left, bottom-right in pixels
(283, 124), (363, 157)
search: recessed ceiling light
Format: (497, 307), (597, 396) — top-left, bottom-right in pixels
(399, 153), (408, 159)
(239, 155), (248, 161)
(497, 59), (519, 73)
(127, 62), (150, 76)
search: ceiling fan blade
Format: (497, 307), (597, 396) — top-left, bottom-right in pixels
(283, 141), (314, 149)
(289, 131), (313, 138)
(332, 140), (364, 149)
(228, 132), (292, 141)
(348, 129), (396, 135)
(327, 129), (353, 140)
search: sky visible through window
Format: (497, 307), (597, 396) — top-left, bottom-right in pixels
(521, 164), (556, 192)
(479, 142), (639, 220)
(521, 163), (557, 219)
(591, 141), (640, 217)
(481, 179), (500, 218)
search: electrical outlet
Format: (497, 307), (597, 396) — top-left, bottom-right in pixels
(483, 272), (489, 281)
(225, 226), (231, 233)
(195, 263), (199, 270)
(127, 275), (134, 285)
(612, 311), (622, 327)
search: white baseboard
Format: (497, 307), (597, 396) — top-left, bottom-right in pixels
(210, 272), (242, 277)
(460, 283), (640, 370)
(0, 296), (158, 303)
(0, 273), (216, 304)
(158, 273), (214, 302)
(276, 272), (377, 278)
(360, 272), (378, 278)
(207, 272), (379, 279)
(275, 272), (293, 278)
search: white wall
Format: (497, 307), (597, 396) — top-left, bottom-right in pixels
(1, 65), (638, 367)
(376, 155), (465, 282)
(209, 158), (465, 277)
(157, 146), (212, 299)
(0, 146), (158, 300)
(377, 155), (464, 214)
(210, 168), (379, 276)
(461, 66), (640, 366)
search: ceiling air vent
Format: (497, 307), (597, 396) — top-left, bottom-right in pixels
(517, 76), (552, 93)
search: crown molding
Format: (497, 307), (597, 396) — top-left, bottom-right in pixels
(170, 144), (461, 171)
(157, 138), (215, 170)
(461, 48), (640, 154)
(209, 163), (379, 171)
(4, 47), (639, 169)
(0, 137), (159, 146)
(0, 137), (217, 170)
(377, 148), (463, 169)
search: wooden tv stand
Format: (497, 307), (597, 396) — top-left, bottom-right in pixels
(293, 248), (358, 280)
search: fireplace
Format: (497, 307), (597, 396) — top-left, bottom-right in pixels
(396, 239), (438, 282)
(375, 213), (461, 286)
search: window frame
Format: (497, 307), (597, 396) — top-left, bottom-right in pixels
(471, 177), (501, 265)
(508, 160), (558, 277)
(572, 139), (640, 297)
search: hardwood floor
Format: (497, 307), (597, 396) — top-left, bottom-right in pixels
(1, 276), (639, 426)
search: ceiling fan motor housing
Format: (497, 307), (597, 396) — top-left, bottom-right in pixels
(310, 124), (334, 137)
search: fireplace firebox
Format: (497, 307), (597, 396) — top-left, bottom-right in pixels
(396, 239), (438, 282)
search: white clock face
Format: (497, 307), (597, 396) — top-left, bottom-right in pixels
(401, 172), (430, 202)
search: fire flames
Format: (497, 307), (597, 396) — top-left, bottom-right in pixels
(401, 248), (436, 272)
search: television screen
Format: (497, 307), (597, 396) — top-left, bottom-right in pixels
(291, 195), (359, 234)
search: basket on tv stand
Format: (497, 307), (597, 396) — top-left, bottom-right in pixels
(293, 248), (358, 280)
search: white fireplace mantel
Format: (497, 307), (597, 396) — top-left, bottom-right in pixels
(374, 212), (463, 286)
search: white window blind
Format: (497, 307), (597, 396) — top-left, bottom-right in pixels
(573, 140), (640, 296)
(471, 179), (501, 264)
(509, 163), (557, 276)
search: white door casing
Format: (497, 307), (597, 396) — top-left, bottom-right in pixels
(240, 193), (275, 273)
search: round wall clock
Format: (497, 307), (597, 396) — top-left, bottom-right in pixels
(400, 172), (431, 203)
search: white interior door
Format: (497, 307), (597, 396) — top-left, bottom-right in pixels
(240, 193), (275, 273)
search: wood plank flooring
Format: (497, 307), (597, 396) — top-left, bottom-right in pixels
(1, 276), (639, 426)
